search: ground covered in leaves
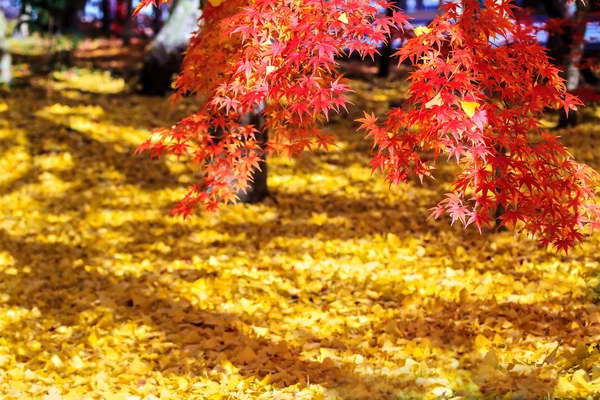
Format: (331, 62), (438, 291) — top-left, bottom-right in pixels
(1, 68), (600, 400)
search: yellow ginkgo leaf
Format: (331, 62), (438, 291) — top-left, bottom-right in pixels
(475, 334), (492, 349)
(414, 26), (432, 36)
(129, 358), (151, 374)
(0, 103), (8, 113)
(483, 349), (499, 369)
(338, 12), (349, 24)
(208, 0), (224, 7)
(460, 101), (480, 118)
(176, 376), (189, 391)
(425, 93), (443, 109)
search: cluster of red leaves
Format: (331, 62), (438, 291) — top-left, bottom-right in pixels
(514, 7), (600, 80)
(135, 0), (600, 251)
(136, 0), (408, 216)
(358, 0), (600, 252)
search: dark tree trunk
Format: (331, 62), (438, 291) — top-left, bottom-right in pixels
(139, 0), (201, 96)
(153, 4), (163, 35)
(541, 0), (590, 128)
(378, 6), (395, 78)
(236, 108), (273, 204)
(102, 0), (112, 36)
(494, 145), (508, 230)
(61, 5), (79, 33)
(113, 0), (129, 36)
(123, 0), (135, 44)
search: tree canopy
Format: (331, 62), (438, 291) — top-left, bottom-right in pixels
(135, 0), (599, 252)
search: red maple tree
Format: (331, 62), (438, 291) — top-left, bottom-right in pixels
(134, 0), (600, 252)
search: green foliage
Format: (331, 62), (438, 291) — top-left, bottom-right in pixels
(18, 0), (86, 33)
(22, 0), (71, 14)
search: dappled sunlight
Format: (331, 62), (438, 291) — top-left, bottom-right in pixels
(0, 144), (31, 187)
(0, 76), (599, 398)
(347, 79), (410, 107)
(37, 104), (149, 147)
(7, 34), (75, 55)
(39, 68), (127, 94)
(0, 122), (32, 190)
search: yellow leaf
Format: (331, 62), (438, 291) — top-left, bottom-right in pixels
(338, 12), (349, 24)
(414, 26), (432, 36)
(493, 334), (504, 345)
(260, 374), (271, 385)
(50, 354), (64, 369)
(321, 357), (335, 370)
(459, 288), (469, 304)
(208, 0), (224, 6)
(183, 329), (202, 344)
(384, 319), (399, 335)
(177, 376), (189, 391)
(544, 343), (560, 365)
(69, 355), (84, 370)
(105, 348), (119, 360)
(306, 280), (323, 293)
(64, 389), (83, 400)
(588, 312), (600, 324)
(475, 334), (492, 349)
(569, 321), (580, 330)
(10, 380), (27, 393)
(250, 325), (269, 337)
(88, 332), (99, 346)
(483, 349), (499, 369)
(574, 342), (589, 360)
(320, 347), (337, 359)
(0, 103), (8, 113)
(425, 93), (443, 109)
(431, 387), (452, 397)
(104, 392), (131, 400)
(190, 278), (207, 295)
(221, 359), (238, 373)
(227, 374), (240, 390)
(460, 101), (480, 118)
(237, 346), (257, 364)
(592, 367), (600, 381)
(129, 358), (151, 375)
(386, 233), (401, 247)
(571, 369), (592, 390)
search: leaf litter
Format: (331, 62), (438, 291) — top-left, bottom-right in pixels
(0, 69), (599, 399)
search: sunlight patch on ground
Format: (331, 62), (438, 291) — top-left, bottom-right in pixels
(46, 68), (126, 94)
(0, 80), (599, 399)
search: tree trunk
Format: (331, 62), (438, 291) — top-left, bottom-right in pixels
(61, 2), (85, 34)
(153, 4), (163, 36)
(141, 0), (271, 202)
(0, 9), (11, 86)
(102, 0), (112, 36)
(123, 0), (135, 44)
(113, 0), (129, 36)
(139, 0), (201, 96)
(236, 107), (273, 204)
(15, 3), (31, 37)
(542, 0), (590, 128)
(378, 6), (395, 78)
